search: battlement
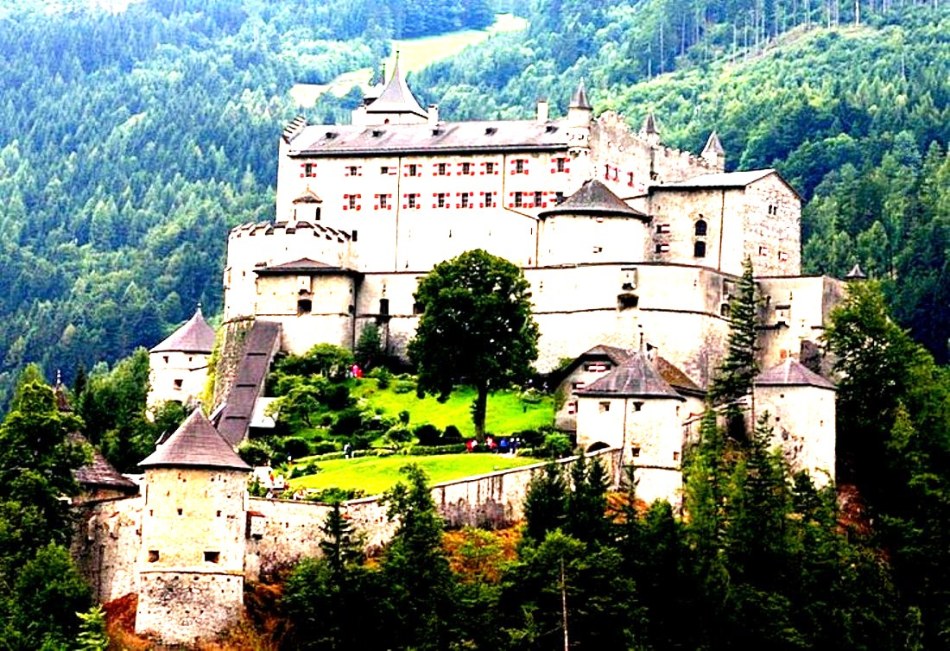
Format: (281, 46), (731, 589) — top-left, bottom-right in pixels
(229, 220), (352, 243)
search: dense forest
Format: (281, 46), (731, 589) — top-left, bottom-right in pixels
(0, 0), (945, 411)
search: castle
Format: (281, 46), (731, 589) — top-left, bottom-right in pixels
(109, 67), (846, 643)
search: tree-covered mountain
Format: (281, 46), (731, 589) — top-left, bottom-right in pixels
(0, 0), (945, 411)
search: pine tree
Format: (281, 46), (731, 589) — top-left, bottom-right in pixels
(523, 461), (567, 543)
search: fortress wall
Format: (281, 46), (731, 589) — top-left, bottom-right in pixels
(71, 496), (143, 603)
(136, 571), (244, 646)
(244, 498), (330, 580)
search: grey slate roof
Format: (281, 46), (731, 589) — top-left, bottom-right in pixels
(578, 352), (684, 400)
(702, 131), (725, 156)
(539, 179), (648, 219)
(653, 169), (775, 190)
(365, 58), (427, 118)
(150, 307), (216, 354)
(71, 433), (138, 492)
(254, 258), (362, 277)
(570, 80), (592, 110)
(288, 119), (571, 157)
(754, 359), (836, 390)
(292, 187), (323, 204)
(215, 320), (281, 446)
(139, 409), (250, 471)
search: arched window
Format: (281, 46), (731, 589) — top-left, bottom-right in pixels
(694, 241), (707, 258)
(695, 219), (707, 236)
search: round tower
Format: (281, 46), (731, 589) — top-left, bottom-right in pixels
(147, 306), (216, 412)
(135, 410), (251, 645)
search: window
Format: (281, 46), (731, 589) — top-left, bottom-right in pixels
(618, 293), (639, 310)
(379, 299), (389, 315)
(344, 194), (360, 210)
(436, 162), (448, 176)
(461, 162), (472, 175)
(721, 303), (731, 317)
(631, 446), (641, 457)
(655, 243), (669, 254)
(413, 301), (424, 315)
(627, 171), (634, 186)
(552, 156), (569, 173)
(460, 192), (471, 208)
(694, 241), (707, 258)
(407, 163), (419, 177)
(297, 298), (312, 315)
(555, 191), (564, 204)
(534, 191), (543, 207)
(584, 363), (610, 372)
(695, 219), (707, 236)
(599, 401), (611, 413)
(148, 550), (160, 563)
(204, 551), (220, 564)
(162, 355), (169, 364)
(593, 246), (603, 253)
(405, 193), (419, 209)
(482, 191), (494, 207)
(345, 165), (361, 177)
(301, 162), (316, 178)
(484, 161), (495, 175)
(379, 194), (389, 209)
(656, 223), (670, 234)
(380, 165), (395, 175)
(673, 451), (680, 461)
(436, 192), (448, 208)
(514, 191), (523, 207)
(778, 251), (789, 262)
(513, 159), (526, 174)
(173, 379), (183, 389)
(758, 245), (769, 256)
(633, 401), (643, 412)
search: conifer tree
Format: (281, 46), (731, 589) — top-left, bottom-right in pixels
(564, 455), (610, 545)
(710, 257), (760, 418)
(523, 461), (567, 543)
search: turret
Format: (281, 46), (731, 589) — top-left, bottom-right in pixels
(135, 409), (251, 645)
(567, 79), (593, 128)
(147, 306), (216, 412)
(701, 131), (726, 171)
(639, 112), (661, 147)
(352, 53), (427, 126)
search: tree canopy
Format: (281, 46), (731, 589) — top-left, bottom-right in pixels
(408, 249), (539, 440)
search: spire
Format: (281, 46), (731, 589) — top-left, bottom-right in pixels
(363, 50), (427, 120)
(845, 263), (867, 280)
(701, 131), (725, 170)
(570, 79), (592, 110)
(640, 112), (661, 146)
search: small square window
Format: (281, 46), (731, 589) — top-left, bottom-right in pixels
(631, 446), (641, 457)
(148, 550), (159, 563)
(204, 551), (220, 563)
(599, 401), (611, 413)
(408, 164), (418, 176)
(485, 162), (495, 174)
(173, 379), (183, 389)
(461, 162), (471, 175)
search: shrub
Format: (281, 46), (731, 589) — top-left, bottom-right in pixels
(414, 423), (442, 446)
(441, 424), (463, 443)
(408, 443), (468, 456)
(392, 379), (415, 394)
(321, 383), (353, 410)
(398, 409), (411, 425)
(311, 441), (338, 455)
(513, 429), (544, 448)
(542, 432), (574, 459)
(238, 440), (274, 467)
(308, 487), (365, 502)
(368, 366), (393, 389)
(520, 388), (543, 404)
(277, 437), (312, 461)
(331, 407), (366, 436)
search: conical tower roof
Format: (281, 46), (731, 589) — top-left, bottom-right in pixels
(754, 359), (835, 390)
(139, 409), (250, 471)
(640, 112), (659, 136)
(539, 179), (647, 220)
(579, 351), (683, 399)
(702, 131), (725, 156)
(365, 54), (427, 119)
(570, 80), (592, 110)
(150, 307), (215, 354)
(845, 263), (867, 280)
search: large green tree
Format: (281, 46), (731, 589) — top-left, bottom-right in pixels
(408, 249), (539, 440)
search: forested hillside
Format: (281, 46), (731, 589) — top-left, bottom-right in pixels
(0, 0), (945, 410)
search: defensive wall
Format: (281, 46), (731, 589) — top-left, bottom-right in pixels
(73, 448), (622, 599)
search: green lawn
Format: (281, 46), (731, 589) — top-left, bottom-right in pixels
(289, 453), (540, 496)
(352, 379), (553, 437)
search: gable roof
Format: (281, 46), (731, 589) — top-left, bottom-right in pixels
(578, 352), (683, 400)
(651, 169), (801, 200)
(365, 57), (427, 119)
(292, 187), (322, 204)
(539, 179), (648, 219)
(139, 409), (250, 471)
(254, 257), (362, 278)
(150, 307), (216, 354)
(754, 359), (836, 390)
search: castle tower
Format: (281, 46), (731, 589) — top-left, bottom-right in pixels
(639, 112), (661, 147)
(701, 131), (726, 171)
(566, 80), (594, 181)
(352, 53), (427, 126)
(147, 306), (216, 411)
(135, 410), (251, 645)
(753, 359), (836, 487)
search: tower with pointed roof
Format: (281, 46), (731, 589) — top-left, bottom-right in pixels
(351, 53), (428, 126)
(701, 131), (726, 171)
(134, 409), (251, 644)
(147, 306), (216, 412)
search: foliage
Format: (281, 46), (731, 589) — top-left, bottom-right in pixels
(381, 465), (458, 649)
(541, 431), (573, 458)
(75, 604), (109, 651)
(408, 249), (540, 440)
(354, 322), (383, 370)
(709, 256), (759, 416)
(522, 461), (567, 543)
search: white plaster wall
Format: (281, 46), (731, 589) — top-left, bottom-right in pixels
(754, 385), (836, 487)
(538, 214), (648, 266)
(148, 350), (209, 409)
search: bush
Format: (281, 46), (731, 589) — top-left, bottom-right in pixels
(414, 423), (442, 446)
(542, 432), (574, 459)
(392, 379), (415, 394)
(408, 443), (468, 456)
(398, 409), (411, 425)
(368, 366), (393, 389)
(441, 424), (463, 443)
(321, 383), (353, 410)
(513, 429), (544, 448)
(277, 437), (312, 461)
(238, 440), (274, 467)
(311, 441), (338, 455)
(331, 407), (366, 436)
(520, 388), (543, 404)
(307, 486), (366, 502)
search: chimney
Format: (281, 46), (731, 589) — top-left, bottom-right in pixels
(427, 104), (439, 126)
(536, 98), (549, 124)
